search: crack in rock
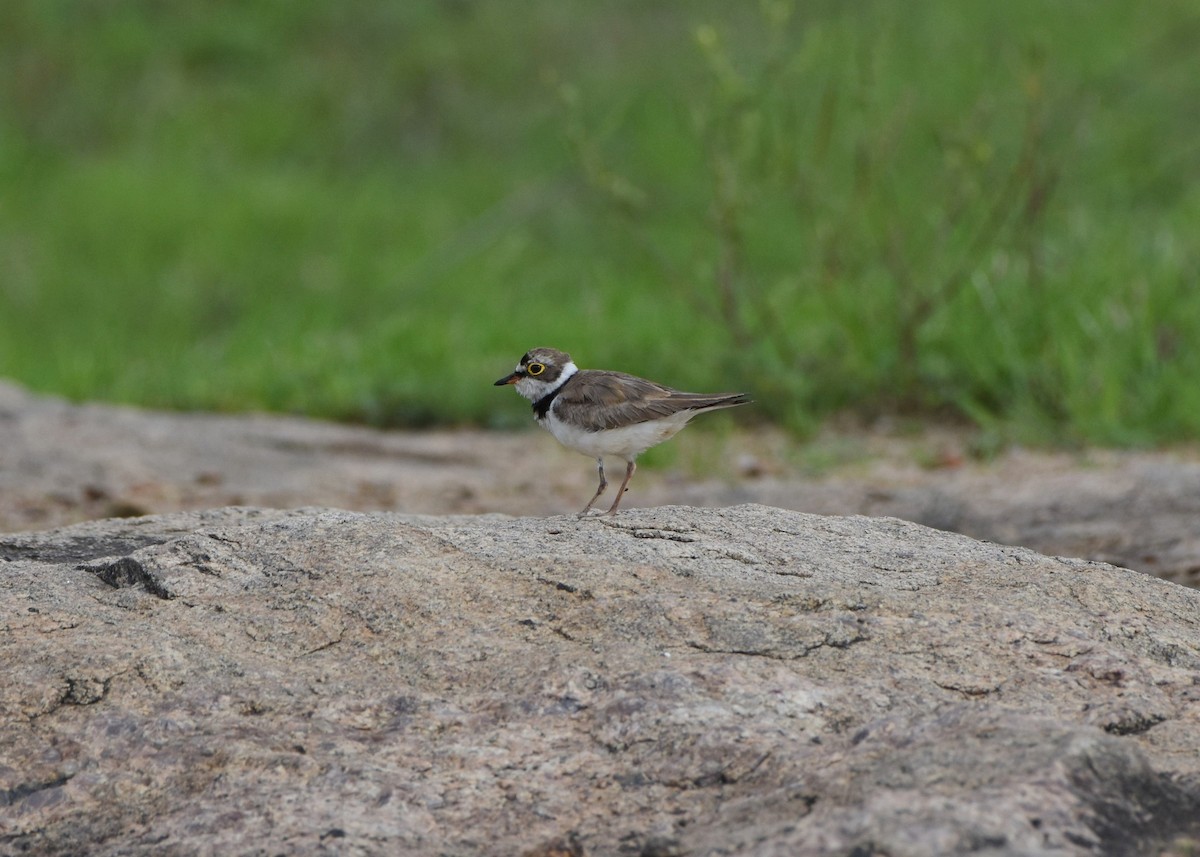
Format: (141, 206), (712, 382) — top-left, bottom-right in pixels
(631, 529), (698, 543)
(686, 628), (869, 661)
(536, 576), (594, 599)
(1, 772), (75, 808)
(704, 545), (763, 565)
(78, 556), (172, 600)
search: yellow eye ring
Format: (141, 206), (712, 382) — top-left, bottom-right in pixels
(527, 362), (545, 376)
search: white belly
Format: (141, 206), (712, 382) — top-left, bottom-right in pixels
(542, 410), (695, 461)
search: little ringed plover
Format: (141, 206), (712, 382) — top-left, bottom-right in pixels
(495, 347), (750, 516)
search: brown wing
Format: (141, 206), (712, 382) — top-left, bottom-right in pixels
(556, 371), (749, 430)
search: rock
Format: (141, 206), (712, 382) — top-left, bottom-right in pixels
(703, 451), (1200, 589)
(0, 379), (531, 531)
(2, 380), (1198, 587)
(2, 504), (1198, 855)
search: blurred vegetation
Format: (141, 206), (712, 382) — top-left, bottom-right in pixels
(1, 0), (1198, 444)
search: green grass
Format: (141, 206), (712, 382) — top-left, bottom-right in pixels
(1, 0), (1198, 443)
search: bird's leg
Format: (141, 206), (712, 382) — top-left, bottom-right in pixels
(603, 460), (637, 515)
(578, 458), (608, 516)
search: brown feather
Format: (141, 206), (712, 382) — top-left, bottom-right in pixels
(555, 371), (749, 430)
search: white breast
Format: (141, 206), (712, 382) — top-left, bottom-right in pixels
(541, 407), (696, 461)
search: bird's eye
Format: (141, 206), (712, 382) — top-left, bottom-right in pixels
(527, 362), (546, 376)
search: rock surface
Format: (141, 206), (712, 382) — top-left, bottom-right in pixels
(1, 380), (1198, 587)
(2, 504), (1199, 855)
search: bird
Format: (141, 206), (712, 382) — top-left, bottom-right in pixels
(494, 347), (750, 516)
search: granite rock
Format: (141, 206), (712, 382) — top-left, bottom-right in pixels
(2, 380), (1197, 587)
(2, 505), (1198, 855)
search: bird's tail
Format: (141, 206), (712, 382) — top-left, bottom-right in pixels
(686, 392), (752, 412)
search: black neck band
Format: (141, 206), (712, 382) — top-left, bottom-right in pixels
(532, 377), (570, 419)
